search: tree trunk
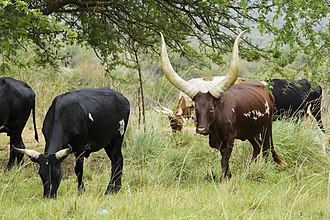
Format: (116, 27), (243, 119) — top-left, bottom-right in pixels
(134, 50), (146, 129)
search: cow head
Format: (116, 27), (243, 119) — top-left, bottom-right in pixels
(308, 85), (322, 105)
(14, 147), (72, 198)
(193, 92), (219, 135)
(160, 31), (244, 135)
(169, 115), (186, 132)
(152, 100), (187, 132)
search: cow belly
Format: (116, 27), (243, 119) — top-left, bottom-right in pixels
(86, 126), (119, 147)
(235, 117), (271, 140)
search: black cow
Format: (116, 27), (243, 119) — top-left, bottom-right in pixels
(17, 88), (130, 198)
(0, 77), (38, 171)
(269, 78), (324, 132)
(160, 31), (286, 181)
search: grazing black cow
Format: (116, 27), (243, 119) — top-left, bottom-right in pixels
(16, 88), (130, 198)
(0, 77), (38, 171)
(160, 31), (286, 181)
(268, 78), (324, 132)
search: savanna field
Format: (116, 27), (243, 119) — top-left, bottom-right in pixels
(1, 53), (330, 220)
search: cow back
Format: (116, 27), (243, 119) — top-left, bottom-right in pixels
(42, 88), (130, 154)
(270, 79), (322, 118)
(217, 81), (274, 140)
(0, 77), (35, 124)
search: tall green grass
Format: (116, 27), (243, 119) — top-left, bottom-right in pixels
(1, 112), (329, 219)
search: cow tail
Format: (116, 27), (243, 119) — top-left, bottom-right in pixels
(32, 99), (39, 142)
(270, 129), (286, 168)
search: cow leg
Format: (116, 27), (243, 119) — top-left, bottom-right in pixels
(74, 153), (85, 193)
(104, 134), (124, 194)
(15, 137), (25, 166)
(6, 133), (24, 171)
(219, 140), (234, 182)
(257, 128), (271, 161)
(248, 138), (262, 162)
(6, 145), (16, 171)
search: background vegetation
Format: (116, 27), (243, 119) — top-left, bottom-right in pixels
(1, 0), (329, 78)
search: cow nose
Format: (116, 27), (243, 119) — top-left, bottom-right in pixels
(196, 127), (209, 135)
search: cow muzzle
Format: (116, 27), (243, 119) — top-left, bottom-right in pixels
(196, 127), (209, 135)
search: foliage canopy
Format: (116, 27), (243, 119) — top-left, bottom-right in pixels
(0, 0), (329, 80)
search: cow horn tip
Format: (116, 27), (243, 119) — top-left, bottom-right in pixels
(67, 144), (73, 152)
(236, 30), (247, 43)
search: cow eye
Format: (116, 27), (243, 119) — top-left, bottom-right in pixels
(209, 107), (214, 113)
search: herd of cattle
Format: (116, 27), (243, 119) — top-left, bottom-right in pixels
(156, 78), (324, 133)
(0, 31), (328, 198)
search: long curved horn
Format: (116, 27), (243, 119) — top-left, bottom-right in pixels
(209, 30), (246, 99)
(13, 146), (41, 160)
(160, 32), (199, 99)
(55, 146), (72, 160)
(152, 105), (174, 116)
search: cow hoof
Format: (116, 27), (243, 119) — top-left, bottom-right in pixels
(105, 185), (121, 195)
(78, 188), (85, 196)
(5, 165), (14, 172)
(220, 173), (231, 183)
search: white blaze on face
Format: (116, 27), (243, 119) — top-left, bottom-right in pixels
(88, 113), (94, 121)
(243, 100), (270, 120)
(119, 119), (125, 136)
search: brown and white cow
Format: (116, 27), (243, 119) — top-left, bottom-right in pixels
(154, 76), (245, 132)
(160, 31), (286, 181)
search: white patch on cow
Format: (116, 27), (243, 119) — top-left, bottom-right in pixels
(119, 119), (125, 136)
(88, 113), (94, 121)
(243, 100), (271, 120)
(232, 108), (235, 113)
(243, 110), (265, 121)
(264, 100), (270, 116)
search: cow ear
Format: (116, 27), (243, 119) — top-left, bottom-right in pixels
(176, 97), (186, 116)
(315, 86), (322, 95)
(179, 98), (187, 115)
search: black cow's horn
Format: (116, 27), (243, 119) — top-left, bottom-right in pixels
(209, 30), (246, 99)
(13, 146), (41, 160)
(55, 146), (72, 160)
(160, 32), (199, 99)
